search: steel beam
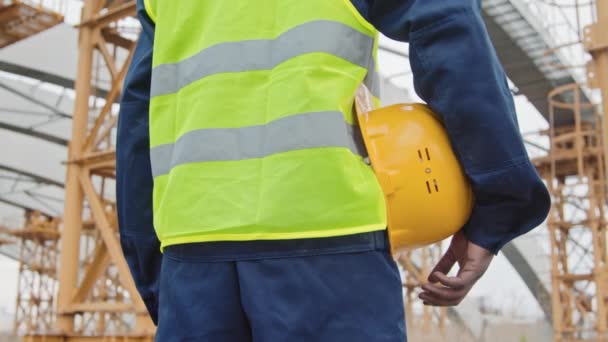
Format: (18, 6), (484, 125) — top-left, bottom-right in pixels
(55, 0), (96, 332)
(0, 165), (63, 187)
(0, 121), (68, 146)
(0, 81), (71, 119)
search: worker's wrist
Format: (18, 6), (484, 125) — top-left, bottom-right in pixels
(463, 227), (507, 255)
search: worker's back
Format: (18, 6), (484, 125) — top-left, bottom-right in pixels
(143, 0), (388, 249)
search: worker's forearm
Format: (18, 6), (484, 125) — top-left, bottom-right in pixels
(116, 0), (161, 322)
(116, 100), (162, 323)
(353, 0), (485, 42)
(409, 9), (525, 171)
(407, 8), (550, 253)
(119, 233), (162, 323)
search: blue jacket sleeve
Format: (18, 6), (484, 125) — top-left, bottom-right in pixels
(352, 0), (551, 253)
(116, 0), (161, 324)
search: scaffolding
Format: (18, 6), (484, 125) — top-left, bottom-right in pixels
(9, 210), (60, 336)
(0, 0), (155, 340)
(531, 83), (607, 341)
(527, 1), (608, 341)
(0, 0), (64, 48)
(51, 0), (154, 339)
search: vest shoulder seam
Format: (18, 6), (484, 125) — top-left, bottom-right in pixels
(143, 0), (157, 23)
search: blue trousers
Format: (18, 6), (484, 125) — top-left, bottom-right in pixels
(155, 249), (406, 341)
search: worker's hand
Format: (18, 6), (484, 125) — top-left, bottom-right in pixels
(418, 230), (493, 306)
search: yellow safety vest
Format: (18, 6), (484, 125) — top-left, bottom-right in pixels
(144, 0), (386, 249)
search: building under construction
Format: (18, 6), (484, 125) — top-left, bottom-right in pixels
(0, 0), (607, 341)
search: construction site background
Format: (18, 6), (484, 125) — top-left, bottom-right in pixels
(1, 0), (608, 341)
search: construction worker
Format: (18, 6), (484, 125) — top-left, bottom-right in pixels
(116, 0), (551, 341)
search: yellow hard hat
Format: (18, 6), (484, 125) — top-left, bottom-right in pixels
(357, 99), (474, 253)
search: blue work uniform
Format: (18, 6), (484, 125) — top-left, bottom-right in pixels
(116, 0), (551, 340)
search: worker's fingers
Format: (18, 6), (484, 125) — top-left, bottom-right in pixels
(423, 300), (460, 307)
(420, 283), (465, 301)
(455, 263), (489, 287)
(423, 299), (460, 307)
(419, 291), (460, 307)
(420, 283), (465, 302)
(428, 249), (457, 283)
(419, 289), (462, 306)
(431, 271), (467, 290)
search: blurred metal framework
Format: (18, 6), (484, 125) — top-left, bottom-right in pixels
(400, 247), (447, 336)
(2, 211), (60, 335)
(48, 0), (155, 340)
(526, 0), (608, 341)
(538, 83), (608, 341)
(1, 0), (156, 340)
(0, 0), (65, 48)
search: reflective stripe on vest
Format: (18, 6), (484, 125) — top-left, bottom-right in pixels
(146, 1), (386, 248)
(149, 20), (381, 98)
(150, 111), (367, 177)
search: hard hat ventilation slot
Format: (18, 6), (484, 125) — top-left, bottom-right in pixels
(426, 181), (432, 194)
(418, 150), (423, 162)
(433, 179), (439, 192)
(425, 148), (431, 161)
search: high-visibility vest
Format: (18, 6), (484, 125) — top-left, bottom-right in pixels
(143, 0), (386, 249)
